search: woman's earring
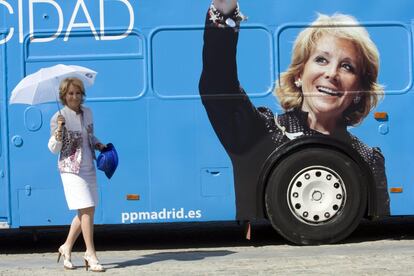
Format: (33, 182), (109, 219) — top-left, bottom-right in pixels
(294, 78), (302, 88)
(353, 95), (361, 104)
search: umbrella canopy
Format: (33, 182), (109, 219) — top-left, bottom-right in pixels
(9, 64), (97, 105)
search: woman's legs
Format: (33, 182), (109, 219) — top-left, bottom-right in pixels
(61, 207), (99, 258)
(58, 214), (81, 269)
(78, 206), (104, 271)
(62, 215), (82, 252)
(59, 206), (102, 269)
(78, 206), (98, 259)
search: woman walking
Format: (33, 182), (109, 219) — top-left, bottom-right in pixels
(48, 77), (106, 272)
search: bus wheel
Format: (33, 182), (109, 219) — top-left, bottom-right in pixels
(265, 147), (367, 245)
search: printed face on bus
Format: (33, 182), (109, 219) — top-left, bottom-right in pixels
(299, 34), (361, 123)
(65, 84), (83, 111)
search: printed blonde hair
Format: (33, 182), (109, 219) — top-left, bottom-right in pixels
(275, 13), (383, 126)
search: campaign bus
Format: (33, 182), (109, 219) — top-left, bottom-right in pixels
(0, 0), (413, 245)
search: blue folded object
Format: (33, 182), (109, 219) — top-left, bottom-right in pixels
(97, 143), (118, 179)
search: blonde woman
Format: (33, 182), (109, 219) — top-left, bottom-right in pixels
(48, 77), (106, 272)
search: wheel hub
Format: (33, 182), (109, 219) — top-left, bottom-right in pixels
(287, 166), (346, 225)
(311, 190), (323, 201)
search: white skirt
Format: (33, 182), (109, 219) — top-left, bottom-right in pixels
(61, 169), (98, 210)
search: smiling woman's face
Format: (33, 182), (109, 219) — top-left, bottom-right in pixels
(300, 34), (361, 123)
(65, 84), (83, 111)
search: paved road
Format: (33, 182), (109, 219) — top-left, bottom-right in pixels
(1, 218), (414, 275)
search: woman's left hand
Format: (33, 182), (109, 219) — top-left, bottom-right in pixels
(95, 143), (107, 151)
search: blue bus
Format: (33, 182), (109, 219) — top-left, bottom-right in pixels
(1, 0), (413, 245)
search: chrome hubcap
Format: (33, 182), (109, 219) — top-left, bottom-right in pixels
(287, 166), (346, 225)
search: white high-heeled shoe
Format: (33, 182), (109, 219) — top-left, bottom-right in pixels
(57, 245), (74, 270)
(84, 252), (105, 272)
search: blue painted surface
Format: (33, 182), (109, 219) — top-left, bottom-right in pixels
(0, 31), (7, 222)
(0, 0), (413, 227)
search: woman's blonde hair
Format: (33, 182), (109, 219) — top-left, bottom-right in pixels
(59, 77), (86, 106)
(275, 13), (383, 126)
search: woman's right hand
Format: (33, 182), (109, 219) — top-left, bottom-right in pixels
(213, 0), (237, 15)
(57, 115), (65, 131)
(55, 115), (65, 142)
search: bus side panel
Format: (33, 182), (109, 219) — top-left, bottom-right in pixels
(8, 101), (71, 226)
(382, 21), (414, 215)
(99, 100), (150, 225)
(148, 27), (236, 222)
(0, 32), (9, 226)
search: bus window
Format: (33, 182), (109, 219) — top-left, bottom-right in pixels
(151, 27), (273, 98)
(25, 32), (145, 99)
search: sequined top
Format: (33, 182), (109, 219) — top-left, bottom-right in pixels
(199, 4), (389, 219)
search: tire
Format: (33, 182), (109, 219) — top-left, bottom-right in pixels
(265, 147), (367, 245)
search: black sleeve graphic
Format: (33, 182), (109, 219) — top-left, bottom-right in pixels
(199, 12), (268, 155)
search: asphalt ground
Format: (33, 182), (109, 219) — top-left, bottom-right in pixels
(1, 217), (414, 275)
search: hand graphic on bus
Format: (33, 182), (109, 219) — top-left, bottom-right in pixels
(213, 0), (237, 14)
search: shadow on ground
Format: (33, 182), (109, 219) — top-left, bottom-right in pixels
(2, 217), (414, 254)
(105, 249), (235, 269)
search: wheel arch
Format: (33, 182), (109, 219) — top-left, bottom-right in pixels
(256, 136), (378, 219)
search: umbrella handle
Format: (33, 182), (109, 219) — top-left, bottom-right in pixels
(54, 86), (62, 116)
(57, 101), (62, 116)
(54, 92), (64, 126)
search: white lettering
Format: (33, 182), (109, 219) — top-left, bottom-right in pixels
(188, 210), (195, 218)
(18, 0), (23, 43)
(100, 0), (134, 41)
(121, 212), (130, 223)
(64, 0), (99, 41)
(139, 212), (150, 220)
(121, 209), (202, 223)
(2, 0), (135, 44)
(176, 208), (184, 219)
(130, 212), (138, 223)
(29, 0), (63, 43)
(0, 0), (14, 45)
(158, 208), (166, 219)
(195, 210), (202, 218)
